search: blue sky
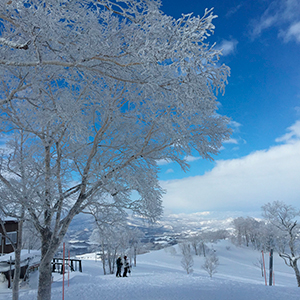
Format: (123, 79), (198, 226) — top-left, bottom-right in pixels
(157, 0), (300, 215)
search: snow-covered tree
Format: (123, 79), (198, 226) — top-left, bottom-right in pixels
(0, 1), (231, 299)
(202, 250), (219, 278)
(232, 217), (263, 248)
(0, 131), (30, 300)
(189, 235), (201, 256)
(127, 227), (144, 267)
(0, 215), (23, 300)
(180, 243), (194, 274)
(89, 205), (127, 274)
(90, 225), (124, 274)
(262, 201), (300, 287)
(253, 256), (264, 278)
(22, 220), (41, 252)
(189, 230), (228, 257)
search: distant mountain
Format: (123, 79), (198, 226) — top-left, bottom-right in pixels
(65, 211), (258, 255)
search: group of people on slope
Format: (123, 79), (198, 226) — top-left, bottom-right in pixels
(116, 255), (131, 277)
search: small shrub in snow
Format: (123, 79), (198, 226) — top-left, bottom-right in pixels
(180, 243), (194, 274)
(0, 273), (6, 283)
(202, 252), (219, 278)
(253, 257), (264, 277)
(164, 246), (177, 256)
(181, 254), (194, 274)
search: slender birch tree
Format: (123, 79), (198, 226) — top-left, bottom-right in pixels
(0, 1), (231, 299)
(262, 201), (300, 287)
(0, 131), (31, 300)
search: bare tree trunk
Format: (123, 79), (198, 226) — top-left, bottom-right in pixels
(192, 243), (198, 256)
(36, 208), (83, 299)
(292, 260), (300, 287)
(102, 254), (106, 275)
(12, 218), (23, 300)
(108, 251), (113, 274)
(113, 249), (117, 272)
(37, 257), (52, 300)
(37, 231), (54, 300)
(201, 242), (206, 257)
(12, 247), (21, 300)
(134, 247), (137, 267)
(101, 241), (106, 275)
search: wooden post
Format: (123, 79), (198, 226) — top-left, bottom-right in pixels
(62, 243), (65, 300)
(262, 250), (267, 286)
(8, 256), (12, 288)
(68, 250), (70, 287)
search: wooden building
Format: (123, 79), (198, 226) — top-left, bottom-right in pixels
(0, 219), (18, 255)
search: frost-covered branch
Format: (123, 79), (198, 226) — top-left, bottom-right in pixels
(0, 1), (231, 299)
(0, 38), (31, 50)
(263, 201), (300, 286)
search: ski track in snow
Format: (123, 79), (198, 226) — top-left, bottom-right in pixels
(0, 240), (299, 300)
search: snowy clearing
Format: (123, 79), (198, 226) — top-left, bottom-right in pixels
(0, 240), (299, 300)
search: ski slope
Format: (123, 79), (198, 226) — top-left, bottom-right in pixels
(0, 240), (299, 300)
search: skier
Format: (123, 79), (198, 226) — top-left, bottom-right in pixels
(123, 256), (130, 277)
(116, 256), (123, 277)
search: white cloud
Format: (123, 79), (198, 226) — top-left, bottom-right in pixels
(283, 21), (300, 43)
(156, 158), (172, 165)
(161, 120), (300, 213)
(223, 138), (238, 144)
(250, 0), (300, 43)
(157, 156), (201, 166)
(295, 106), (300, 115)
(218, 39), (238, 56)
(226, 4), (243, 18)
(229, 120), (242, 132)
(275, 120), (300, 143)
(251, 15), (278, 38)
(184, 155), (200, 162)
(166, 168), (174, 174)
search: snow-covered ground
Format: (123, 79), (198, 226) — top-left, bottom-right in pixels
(0, 240), (299, 300)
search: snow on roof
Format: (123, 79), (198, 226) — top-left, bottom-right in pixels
(0, 250), (41, 273)
(0, 217), (18, 222)
(0, 250), (40, 263)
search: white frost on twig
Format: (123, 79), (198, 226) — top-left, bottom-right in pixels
(0, 38), (31, 50)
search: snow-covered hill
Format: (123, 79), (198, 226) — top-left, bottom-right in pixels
(66, 211), (253, 254)
(1, 239), (298, 300)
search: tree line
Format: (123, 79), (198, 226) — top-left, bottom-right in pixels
(174, 201), (300, 286)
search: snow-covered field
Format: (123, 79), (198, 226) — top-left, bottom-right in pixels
(0, 240), (299, 300)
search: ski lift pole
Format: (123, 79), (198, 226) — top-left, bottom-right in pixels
(269, 249), (273, 286)
(261, 250), (267, 286)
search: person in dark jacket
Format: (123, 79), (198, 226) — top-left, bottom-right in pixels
(123, 256), (130, 277)
(116, 256), (123, 277)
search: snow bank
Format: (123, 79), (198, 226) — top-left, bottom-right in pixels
(0, 240), (299, 300)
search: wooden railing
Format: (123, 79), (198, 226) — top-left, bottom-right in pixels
(52, 257), (82, 273)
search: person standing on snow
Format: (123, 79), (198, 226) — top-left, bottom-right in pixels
(123, 256), (130, 277)
(116, 256), (123, 277)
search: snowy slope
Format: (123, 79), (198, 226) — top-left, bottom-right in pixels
(0, 240), (299, 300)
